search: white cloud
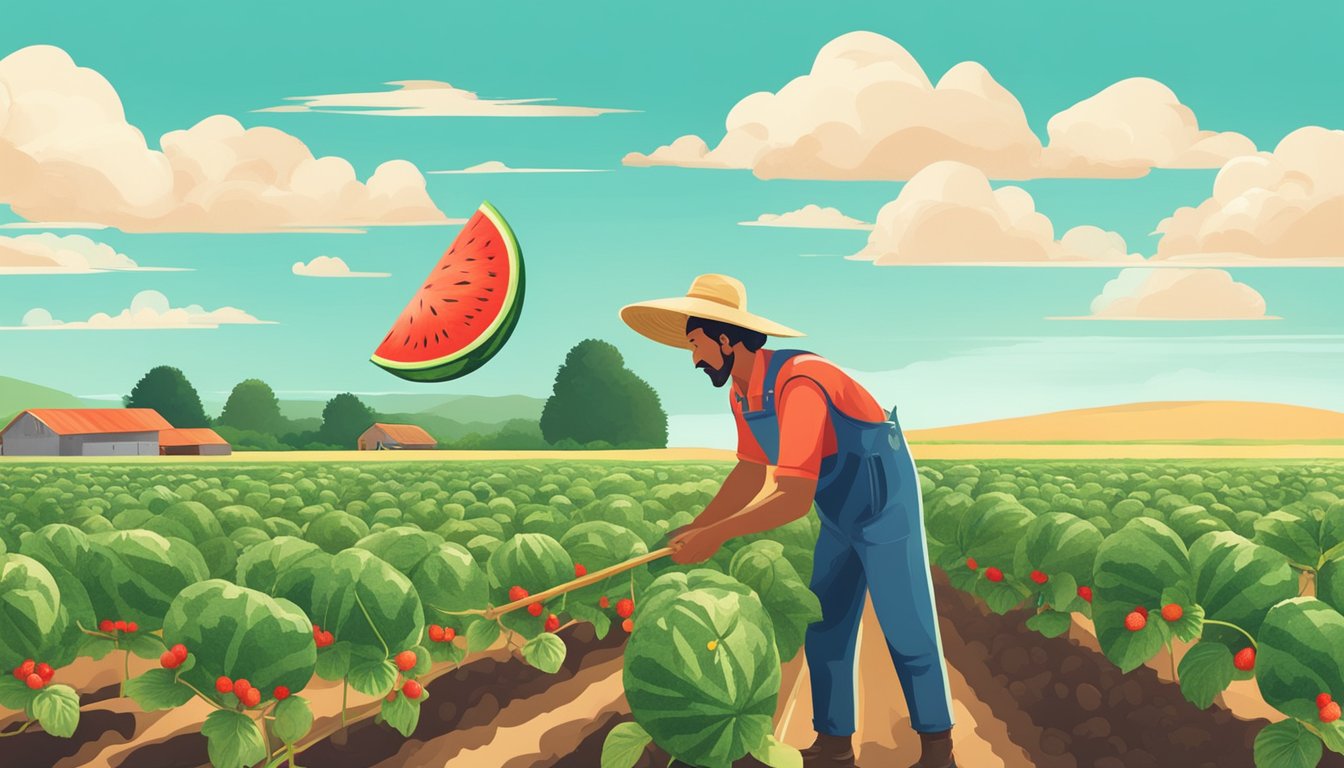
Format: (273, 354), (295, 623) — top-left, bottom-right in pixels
(623, 31), (1253, 180)
(847, 161), (1147, 266)
(1152, 126), (1344, 265)
(429, 160), (604, 174)
(0, 290), (274, 330)
(739, 204), (872, 230)
(257, 80), (631, 117)
(292, 255), (390, 278)
(0, 233), (184, 274)
(1051, 268), (1278, 321)
(0, 46), (452, 233)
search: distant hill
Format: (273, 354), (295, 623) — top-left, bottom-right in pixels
(0, 376), (84, 425)
(257, 393), (545, 425)
(906, 401), (1344, 444)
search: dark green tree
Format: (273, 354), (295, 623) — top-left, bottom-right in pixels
(317, 393), (376, 448)
(124, 365), (210, 428)
(217, 379), (286, 434)
(540, 339), (668, 448)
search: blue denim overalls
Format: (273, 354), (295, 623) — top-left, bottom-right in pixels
(735, 349), (955, 735)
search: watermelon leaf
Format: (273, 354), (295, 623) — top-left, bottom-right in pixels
(601, 721), (652, 768)
(749, 734), (803, 768)
(521, 633), (567, 674)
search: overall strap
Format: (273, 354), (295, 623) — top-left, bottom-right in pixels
(736, 349), (811, 413)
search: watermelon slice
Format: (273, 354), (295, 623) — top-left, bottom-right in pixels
(371, 201), (524, 382)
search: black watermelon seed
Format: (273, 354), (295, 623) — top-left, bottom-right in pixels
(429, 305), (438, 316)
(454, 280), (470, 285)
(440, 298), (458, 303)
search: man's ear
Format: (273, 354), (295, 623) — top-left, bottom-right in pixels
(717, 334), (733, 355)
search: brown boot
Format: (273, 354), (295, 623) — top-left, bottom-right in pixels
(909, 728), (956, 768)
(802, 732), (857, 767)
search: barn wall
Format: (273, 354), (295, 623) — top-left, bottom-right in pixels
(0, 413), (60, 455)
(68, 431), (160, 456)
(200, 444), (231, 456)
(357, 427), (389, 450)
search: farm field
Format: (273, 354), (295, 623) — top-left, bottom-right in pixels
(3, 458), (1344, 768)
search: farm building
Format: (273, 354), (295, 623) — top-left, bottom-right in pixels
(358, 423), (436, 450)
(0, 408), (172, 456)
(159, 428), (232, 456)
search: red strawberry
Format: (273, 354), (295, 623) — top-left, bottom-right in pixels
(527, 602), (544, 617)
(1318, 693), (1334, 710)
(25, 673), (43, 690)
(1077, 586), (1093, 603)
(984, 567), (1004, 583)
(1030, 570), (1048, 585)
(545, 614), (560, 633)
(274, 686), (290, 700)
(216, 676), (233, 694)
(395, 650), (417, 672)
(442, 627), (456, 643)
(1135, 605), (1149, 618)
(114, 620), (128, 632)
(622, 618), (634, 633)
(15, 660), (35, 680)
(1322, 701), (1342, 724)
(160, 651), (180, 669)
(575, 564), (588, 577)
(1124, 611), (1147, 632)
(1233, 647), (1255, 671)
(171, 643), (188, 663)
(1161, 604), (1183, 622)
(35, 663), (53, 682)
(966, 557), (978, 571)
(99, 619), (115, 633)
(386, 691), (398, 702)
(242, 687), (261, 708)
(402, 680), (423, 699)
(233, 679), (252, 697)
(616, 598), (635, 618)
(428, 625), (445, 643)
(509, 586), (529, 602)
(599, 596), (610, 609)
(321, 631), (334, 646)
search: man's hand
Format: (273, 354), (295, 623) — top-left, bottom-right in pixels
(669, 524), (725, 564)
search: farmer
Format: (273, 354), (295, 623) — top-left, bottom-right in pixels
(620, 273), (957, 768)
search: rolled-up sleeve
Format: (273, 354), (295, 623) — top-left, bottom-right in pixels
(774, 376), (828, 480)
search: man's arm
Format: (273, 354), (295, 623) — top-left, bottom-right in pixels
(669, 475), (815, 563)
(690, 460), (768, 529)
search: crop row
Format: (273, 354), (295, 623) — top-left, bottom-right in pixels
(0, 462), (819, 768)
(918, 462), (1344, 768)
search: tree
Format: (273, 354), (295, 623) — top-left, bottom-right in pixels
(217, 379), (286, 434)
(317, 393), (375, 449)
(124, 366), (210, 428)
(540, 339), (668, 448)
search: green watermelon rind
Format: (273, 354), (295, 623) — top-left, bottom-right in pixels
(371, 201), (524, 382)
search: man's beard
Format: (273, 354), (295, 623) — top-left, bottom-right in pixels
(698, 350), (734, 388)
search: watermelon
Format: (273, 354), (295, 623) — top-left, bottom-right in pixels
(372, 201), (524, 382)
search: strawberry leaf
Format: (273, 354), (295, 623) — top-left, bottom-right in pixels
(272, 695), (313, 745)
(600, 721), (652, 768)
(30, 684), (79, 738)
(381, 691), (420, 737)
(408, 644), (433, 677)
(314, 642), (351, 681)
(348, 658), (398, 697)
(122, 631), (166, 660)
(429, 641), (466, 665)
(521, 633), (566, 674)
(466, 618), (500, 653)
(1176, 642), (1234, 709)
(78, 634), (116, 661)
(0, 674), (38, 710)
(1025, 610), (1073, 639)
(201, 709), (266, 768)
(1252, 720), (1321, 768)
(125, 667), (194, 710)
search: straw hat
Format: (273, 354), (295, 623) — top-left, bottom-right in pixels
(619, 273), (805, 349)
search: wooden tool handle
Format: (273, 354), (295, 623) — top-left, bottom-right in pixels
(483, 546), (676, 620)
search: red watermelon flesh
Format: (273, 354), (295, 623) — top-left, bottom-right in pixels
(371, 201), (524, 382)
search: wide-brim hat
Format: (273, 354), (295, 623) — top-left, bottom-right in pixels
(619, 273), (805, 349)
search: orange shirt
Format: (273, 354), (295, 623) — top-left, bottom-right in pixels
(731, 349), (887, 480)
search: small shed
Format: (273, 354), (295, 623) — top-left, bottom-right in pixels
(0, 409), (172, 456)
(159, 428), (232, 456)
(358, 423), (436, 450)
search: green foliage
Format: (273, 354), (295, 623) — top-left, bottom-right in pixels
(540, 339), (668, 448)
(217, 379), (288, 434)
(125, 365), (210, 428)
(317, 392), (377, 449)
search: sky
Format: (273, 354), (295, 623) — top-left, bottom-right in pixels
(1, 1), (1342, 448)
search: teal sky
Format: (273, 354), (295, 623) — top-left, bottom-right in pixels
(2, 1), (1342, 446)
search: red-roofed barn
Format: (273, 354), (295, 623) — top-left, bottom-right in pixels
(0, 409), (173, 456)
(358, 423), (436, 450)
(159, 428), (233, 456)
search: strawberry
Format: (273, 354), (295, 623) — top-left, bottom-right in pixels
(35, 663), (53, 682)
(216, 676), (234, 694)
(126, 622), (138, 633)
(233, 679), (251, 696)
(25, 673), (43, 690)
(616, 598), (635, 619)
(402, 680), (423, 699)
(544, 614), (560, 633)
(1135, 605), (1149, 618)
(1030, 570), (1048, 585)
(1318, 693), (1334, 710)
(99, 619), (115, 633)
(114, 620), (128, 632)
(428, 624), (445, 643)
(274, 686), (290, 700)
(15, 660), (35, 680)
(242, 687), (261, 708)
(395, 650), (417, 672)
(599, 596), (610, 609)
(387, 691), (398, 703)
(442, 627), (456, 643)
(527, 602), (545, 617)
(160, 651), (181, 669)
(984, 567), (1004, 583)
(509, 585), (529, 602)
(1233, 647), (1255, 671)
(1077, 586), (1093, 603)
(170, 644), (188, 663)
(966, 557), (978, 571)
(575, 563), (588, 577)
(1124, 611), (1147, 632)
(321, 630), (334, 647)
(1161, 604), (1183, 622)
(622, 618), (634, 633)
(1322, 701), (1342, 724)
